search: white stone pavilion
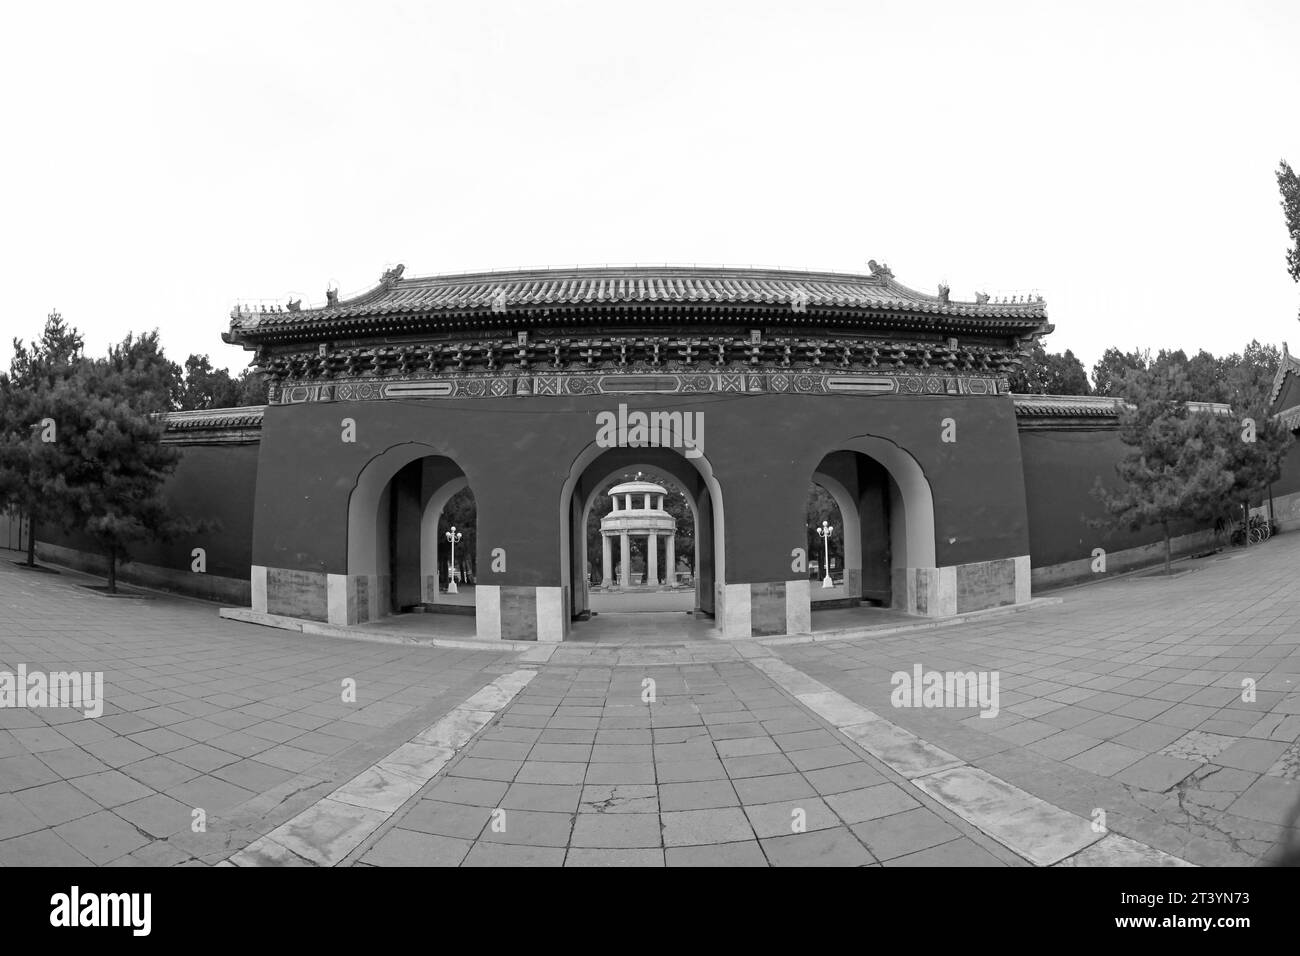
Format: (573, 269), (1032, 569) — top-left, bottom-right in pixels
(599, 480), (677, 588)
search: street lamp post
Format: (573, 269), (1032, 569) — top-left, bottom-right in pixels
(445, 525), (463, 594)
(816, 520), (834, 589)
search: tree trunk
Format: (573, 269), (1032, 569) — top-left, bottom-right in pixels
(107, 546), (117, 594)
(1163, 523), (1171, 576)
(25, 515), (36, 567)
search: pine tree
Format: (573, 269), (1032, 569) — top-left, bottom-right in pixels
(1091, 365), (1235, 574)
(0, 311), (85, 567)
(57, 334), (199, 592)
(1091, 347), (1150, 398)
(1278, 160), (1300, 289)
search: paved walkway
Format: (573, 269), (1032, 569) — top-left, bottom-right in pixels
(773, 538), (1300, 866)
(0, 554), (514, 865)
(3, 533), (1299, 866)
(344, 657), (1022, 866)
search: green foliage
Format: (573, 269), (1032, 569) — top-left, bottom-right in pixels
(0, 314), (200, 588)
(0, 311), (87, 564)
(1092, 365), (1237, 573)
(1092, 347), (1150, 398)
(1090, 342), (1280, 405)
(1008, 343), (1092, 395)
(100, 329), (182, 413)
(1279, 159), (1300, 285)
(177, 354), (268, 410)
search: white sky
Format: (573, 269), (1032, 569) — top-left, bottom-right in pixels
(2, 0), (1298, 376)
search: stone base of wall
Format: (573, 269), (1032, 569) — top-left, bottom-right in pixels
(255, 566), (327, 621)
(36, 542), (250, 605)
(892, 557), (1030, 617)
(475, 585), (568, 642)
(719, 580), (811, 638)
(1030, 530), (1219, 591)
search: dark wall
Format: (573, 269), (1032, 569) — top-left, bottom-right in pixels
(1018, 427), (1207, 569)
(1274, 430), (1300, 497)
(40, 440), (260, 581)
(251, 391), (1031, 587)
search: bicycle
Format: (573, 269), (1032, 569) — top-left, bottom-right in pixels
(1233, 513), (1272, 546)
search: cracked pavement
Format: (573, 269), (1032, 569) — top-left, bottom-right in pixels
(772, 534), (1300, 865)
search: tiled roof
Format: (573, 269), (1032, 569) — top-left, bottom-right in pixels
(1012, 394), (1126, 417)
(227, 265), (1049, 344)
(1012, 394), (1233, 418)
(160, 406), (265, 431)
(1268, 342), (1300, 405)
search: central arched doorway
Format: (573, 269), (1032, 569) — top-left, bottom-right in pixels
(559, 443), (726, 641)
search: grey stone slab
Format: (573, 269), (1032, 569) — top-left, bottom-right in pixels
(361, 829), (471, 867)
(579, 784), (658, 814)
(500, 783), (583, 814)
(761, 827), (874, 866)
(665, 841), (769, 867)
(825, 784), (922, 825)
(565, 847), (664, 866)
(478, 808), (573, 847)
(911, 766), (1100, 866)
(53, 811), (151, 865)
(884, 837), (1008, 867)
(661, 807), (755, 847)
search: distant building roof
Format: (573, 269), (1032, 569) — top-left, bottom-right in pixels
(161, 406), (266, 431)
(225, 263), (1051, 347)
(154, 405), (265, 445)
(1012, 393), (1232, 428)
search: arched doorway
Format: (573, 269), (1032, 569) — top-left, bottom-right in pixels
(559, 443), (726, 638)
(343, 443), (474, 625)
(807, 436), (937, 618)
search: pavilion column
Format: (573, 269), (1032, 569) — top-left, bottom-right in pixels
(600, 534), (612, 589)
(666, 534), (675, 588)
(647, 533), (659, 586)
(619, 532), (630, 588)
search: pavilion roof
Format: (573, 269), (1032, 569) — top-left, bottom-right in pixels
(609, 480), (667, 495)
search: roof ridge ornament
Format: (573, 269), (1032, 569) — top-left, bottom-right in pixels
(867, 259), (894, 279)
(975, 291), (990, 304)
(381, 264), (406, 287)
(326, 288), (339, 307)
(938, 283), (950, 304)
